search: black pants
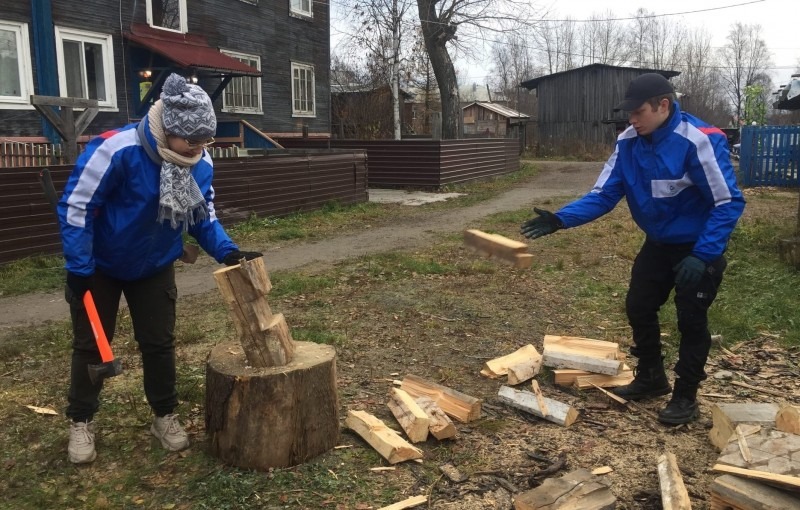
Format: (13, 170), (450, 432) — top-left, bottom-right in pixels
(625, 240), (726, 386)
(66, 266), (178, 421)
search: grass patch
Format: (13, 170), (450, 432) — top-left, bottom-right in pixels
(2, 186), (800, 509)
(0, 255), (65, 297)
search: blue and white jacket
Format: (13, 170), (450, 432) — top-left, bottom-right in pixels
(555, 102), (745, 262)
(58, 117), (238, 280)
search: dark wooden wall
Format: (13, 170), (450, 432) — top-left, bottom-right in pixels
(535, 67), (648, 147)
(0, 0), (330, 138)
(0, 150), (366, 265)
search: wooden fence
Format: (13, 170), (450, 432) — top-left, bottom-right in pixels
(740, 125), (800, 187)
(0, 150), (367, 265)
(0, 141), (88, 168)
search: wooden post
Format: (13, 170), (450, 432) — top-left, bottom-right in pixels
(30, 95), (99, 164)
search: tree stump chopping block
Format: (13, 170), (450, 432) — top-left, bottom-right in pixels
(206, 339), (339, 469)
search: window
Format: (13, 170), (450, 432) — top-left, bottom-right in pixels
(54, 27), (117, 109)
(0, 20), (34, 108)
(221, 50), (262, 114)
(146, 0), (187, 33)
(290, 0), (312, 18)
(291, 62), (315, 117)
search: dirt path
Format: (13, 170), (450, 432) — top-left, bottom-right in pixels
(0, 161), (601, 332)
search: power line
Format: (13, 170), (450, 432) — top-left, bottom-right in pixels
(535, 0), (766, 23)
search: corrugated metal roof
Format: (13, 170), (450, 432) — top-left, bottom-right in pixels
(520, 63), (680, 90)
(125, 24), (261, 77)
(462, 102), (530, 119)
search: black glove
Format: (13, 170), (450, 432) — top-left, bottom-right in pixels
(222, 250), (263, 266)
(520, 208), (564, 239)
(66, 272), (94, 298)
(673, 255), (706, 288)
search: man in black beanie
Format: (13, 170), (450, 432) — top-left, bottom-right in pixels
(59, 73), (261, 463)
(520, 73), (745, 425)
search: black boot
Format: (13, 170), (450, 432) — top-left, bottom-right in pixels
(612, 358), (671, 401)
(658, 378), (699, 425)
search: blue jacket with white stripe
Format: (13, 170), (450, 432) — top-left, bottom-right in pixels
(555, 102), (745, 262)
(58, 118), (238, 280)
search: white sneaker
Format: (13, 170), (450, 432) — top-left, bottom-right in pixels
(150, 414), (189, 452)
(68, 421), (97, 464)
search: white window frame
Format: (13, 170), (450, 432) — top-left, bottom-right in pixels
(289, 0), (313, 18)
(0, 20), (35, 109)
(54, 26), (118, 110)
(220, 50), (262, 114)
(291, 62), (315, 118)
(146, 0), (188, 34)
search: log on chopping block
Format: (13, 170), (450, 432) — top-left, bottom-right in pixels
(481, 344), (542, 380)
(345, 410), (423, 464)
(463, 229), (533, 268)
(415, 396), (457, 440)
(497, 385), (578, 427)
(214, 257), (294, 367)
(543, 335), (621, 360)
(387, 388), (430, 443)
(657, 451), (692, 510)
(400, 374), (481, 423)
(513, 468), (616, 510)
(206, 339), (338, 469)
(542, 348), (623, 376)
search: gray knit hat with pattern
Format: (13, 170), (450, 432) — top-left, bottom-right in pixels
(160, 73), (217, 139)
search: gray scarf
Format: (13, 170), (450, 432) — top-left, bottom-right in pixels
(148, 101), (209, 230)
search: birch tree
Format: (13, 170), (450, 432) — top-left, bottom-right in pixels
(718, 23), (772, 122)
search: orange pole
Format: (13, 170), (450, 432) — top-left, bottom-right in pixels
(83, 291), (115, 363)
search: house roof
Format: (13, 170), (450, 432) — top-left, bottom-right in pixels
(520, 63), (680, 90)
(462, 102), (530, 119)
(773, 76), (800, 110)
(124, 24), (261, 77)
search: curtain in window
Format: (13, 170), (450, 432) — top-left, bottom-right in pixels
(0, 29), (21, 97)
(63, 39), (106, 101)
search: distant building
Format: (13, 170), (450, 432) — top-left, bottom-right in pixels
(462, 102), (530, 139)
(520, 64), (680, 151)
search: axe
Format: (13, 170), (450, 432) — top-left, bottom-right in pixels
(38, 168), (123, 383)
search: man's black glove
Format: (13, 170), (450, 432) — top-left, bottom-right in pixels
(673, 255), (706, 288)
(66, 272), (94, 298)
(222, 250), (263, 266)
(520, 208), (564, 239)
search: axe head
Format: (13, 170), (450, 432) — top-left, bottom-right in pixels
(88, 358), (123, 385)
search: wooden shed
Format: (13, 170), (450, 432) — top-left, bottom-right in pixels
(462, 102), (530, 139)
(521, 64), (680, 151)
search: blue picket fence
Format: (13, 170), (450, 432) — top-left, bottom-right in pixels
(740, 125), (800, 187)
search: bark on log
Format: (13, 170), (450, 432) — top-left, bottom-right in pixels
(206, 339), (338, 469)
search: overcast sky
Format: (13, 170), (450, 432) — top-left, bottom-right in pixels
(332, 0), (798, 89)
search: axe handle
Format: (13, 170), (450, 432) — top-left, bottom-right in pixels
(82, 291), (115, 363)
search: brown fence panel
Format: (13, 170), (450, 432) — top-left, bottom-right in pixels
(0, 151), (367, 265)
(274, 138), (519, 189)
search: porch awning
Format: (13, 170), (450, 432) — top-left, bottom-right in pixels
(124, 24), (261, 77)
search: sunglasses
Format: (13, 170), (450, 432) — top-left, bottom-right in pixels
(184, 137), (215, 148)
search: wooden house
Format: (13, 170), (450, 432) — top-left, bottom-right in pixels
(520, 64), (680, 150)
(462, 101), (530, 139)
(0, 0), (330, 143)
